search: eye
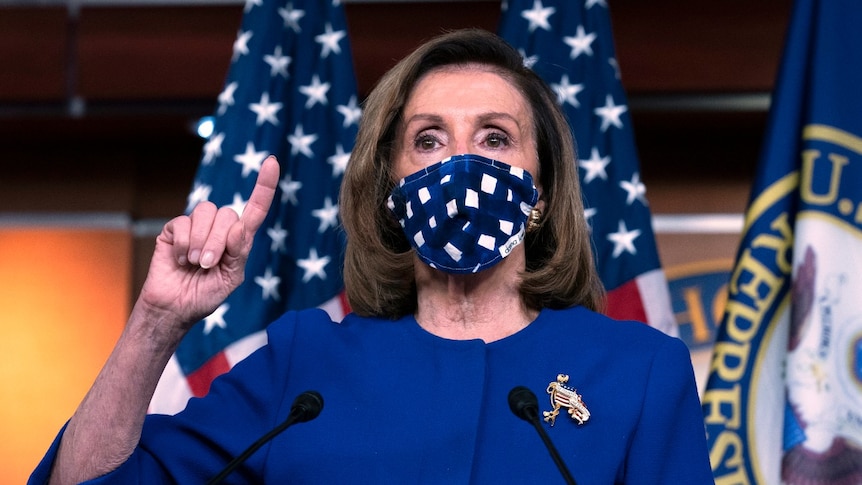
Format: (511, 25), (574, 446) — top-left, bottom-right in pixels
(485, 131), (510, 149)
(414, 133), (439, 151)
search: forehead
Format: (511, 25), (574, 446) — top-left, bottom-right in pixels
(405, 64), (531, 116)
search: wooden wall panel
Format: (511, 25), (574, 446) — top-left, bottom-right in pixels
(77, 6), (238, 99)
(612, 1), (792, 93)
(0, 7), (68, 101)
(344, 1), (500, 96)
(0, 1), (793, 104)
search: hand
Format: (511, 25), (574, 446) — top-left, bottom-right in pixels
(138, 155), (280, 330)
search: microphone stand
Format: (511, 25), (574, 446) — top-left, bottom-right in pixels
(509, 386), (577, 485)
(207, 391), (323, 485)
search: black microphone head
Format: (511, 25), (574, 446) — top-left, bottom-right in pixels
(508, 386), (539, 422)
(292, 391), (324, 422)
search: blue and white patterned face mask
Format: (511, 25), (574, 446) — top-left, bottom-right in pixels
(387, 154), (539, 274)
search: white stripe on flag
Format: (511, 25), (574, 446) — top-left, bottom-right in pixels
(224, 330), (269, 367)
(636, 269), (678, 337)
(149, 355), (193, 415)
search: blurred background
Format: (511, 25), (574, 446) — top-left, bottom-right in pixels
(0, 0), (790, 482)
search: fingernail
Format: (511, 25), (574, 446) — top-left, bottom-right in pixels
(189, 249), (201, 264)
(200, 251), (215, 269)
(177, 255), (188, 266)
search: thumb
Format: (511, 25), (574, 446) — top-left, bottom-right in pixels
(224, 219), (250, 265)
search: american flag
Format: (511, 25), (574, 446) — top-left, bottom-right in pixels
(498, 0), (677, 335)
(149, 0), (357, 415)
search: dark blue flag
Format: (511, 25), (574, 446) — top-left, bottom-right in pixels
(703, 0), (862, 482)
(498, 0), (676, 335)
(150, 0), (357, 414)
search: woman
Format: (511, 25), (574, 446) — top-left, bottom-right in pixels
(32, 29), (713, 484)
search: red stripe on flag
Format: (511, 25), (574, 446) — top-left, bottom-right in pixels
(605, 280), (648, 324)
(186, 351), (230, 398)
(338, 290), (351, 316)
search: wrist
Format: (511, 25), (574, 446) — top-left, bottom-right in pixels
(126, 297), (189, 355)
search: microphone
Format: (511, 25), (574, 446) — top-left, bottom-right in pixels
(207, 391), (324, 485)
(508, 386), (577, 485)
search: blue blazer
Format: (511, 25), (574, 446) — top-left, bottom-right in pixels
(31, 306), (714, 484)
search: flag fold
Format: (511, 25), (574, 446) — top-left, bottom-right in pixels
(703, 1), (862, 483)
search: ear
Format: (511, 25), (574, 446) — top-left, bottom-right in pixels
(535, 197), (547, 214)
(534, 186), (547, 214)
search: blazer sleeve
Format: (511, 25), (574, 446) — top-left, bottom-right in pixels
(29, 310), (310, 485)
(623, 336), (715, 484)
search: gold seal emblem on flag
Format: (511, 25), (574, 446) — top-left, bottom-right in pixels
(543, 374), (590, 426)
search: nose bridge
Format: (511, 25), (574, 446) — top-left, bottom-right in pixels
(453, 139), (470, 156)
(452, 122), (472, 156)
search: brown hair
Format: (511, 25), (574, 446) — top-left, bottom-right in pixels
(340, 28), (604, 318)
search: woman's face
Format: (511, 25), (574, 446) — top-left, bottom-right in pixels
(393, 65), (539, 182)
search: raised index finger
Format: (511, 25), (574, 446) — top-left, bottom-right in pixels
(240, 155), (280, 235)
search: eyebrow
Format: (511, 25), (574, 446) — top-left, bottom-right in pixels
(477, 111), (523, 128)
(403, 113), (444, 127)
(403, 111), (524, 129)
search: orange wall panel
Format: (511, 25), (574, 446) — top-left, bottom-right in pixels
(0, 228), (131, 484)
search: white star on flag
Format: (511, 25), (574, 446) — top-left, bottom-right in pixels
(315, 23), (346, 58)
(249, 92), (283, 126)
(607, 220), (641, 258)
(328, 144), (351, 177)
(579, 147), (610, 183)
(279, 174), (302, 205)
(551, 74), (584, 107)
(564, 25), (597, 59)
(287, 124), (318, 157)
(312, 197), (339, 233)
(298, 248), (331, 283)
(217, 82), (238, 115)
(594, 94), (628, 132)
(243, 0), (262, 12)
(299, 74), (331, 108)
(521, 0), (556, 32)
(254, 267), (281, 301)
(186, 183), (212, 212)
(336, 96), (362, 127)
(226, 193), (247, 217)
(202, 132), (224, 165)
(232, 30), (253, 61)
(203, 304), (229, 335)
(620, 172), (647, 206)
(518, 49), (539, 69)
(278, 3), (305, 33)
(234, 141), (267, 177)
(267, 222), (288, 253)
(584, 207), (597, 228)
(264, 45), (291, 78)
(608, 57), (622, 80)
